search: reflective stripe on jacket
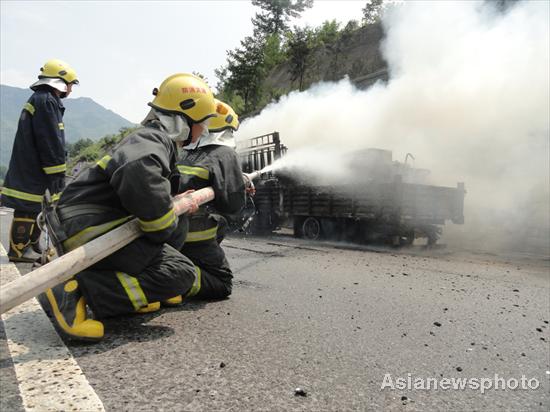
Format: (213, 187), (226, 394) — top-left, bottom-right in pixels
(177, 144), (245, 244)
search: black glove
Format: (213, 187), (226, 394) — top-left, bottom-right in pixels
(47, 174), (66, 195)
(168, 170), (182, 196)
(165, 215), (188, 250)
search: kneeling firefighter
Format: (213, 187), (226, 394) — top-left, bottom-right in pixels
(174, 100), (252, 301)
(2, 59), (79, 263)
(41, 73), (217, 341)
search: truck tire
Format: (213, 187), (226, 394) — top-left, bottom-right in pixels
(293, 217), (305, 238)
(402, 230), (415, 246)
(302, 217), (322, 240)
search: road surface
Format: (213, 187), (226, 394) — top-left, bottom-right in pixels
(1, 209), (549, 411)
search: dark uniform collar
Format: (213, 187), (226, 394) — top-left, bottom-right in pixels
(34, 86), (65, 109)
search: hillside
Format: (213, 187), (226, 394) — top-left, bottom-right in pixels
(265, 23), (387, 93)
(0, 84), (135, 166)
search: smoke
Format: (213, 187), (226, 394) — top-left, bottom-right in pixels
(237, 1), (549, 254)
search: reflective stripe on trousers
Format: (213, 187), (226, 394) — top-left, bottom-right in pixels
(116, 272), (148, 310)
(185, 266), (201, 297)
(185, 225), (218, 243)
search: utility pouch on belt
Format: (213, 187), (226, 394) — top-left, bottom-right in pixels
(41, 190), (68, 256)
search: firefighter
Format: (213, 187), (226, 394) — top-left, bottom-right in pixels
(2, 59), (78, 263)
(40, 73), (217, 341)
(173, 100), (250, 302)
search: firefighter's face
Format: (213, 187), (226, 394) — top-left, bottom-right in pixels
(65, 83), (73, 96)
(190, 120), (209, 143)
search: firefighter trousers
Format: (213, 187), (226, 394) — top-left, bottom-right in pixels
(180, 239), (233, 299)
(76, 237), (197, 319)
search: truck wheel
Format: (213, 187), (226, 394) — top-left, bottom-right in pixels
(293, 217), (305, 238)
(402, 230), (415, 246)
(302, 217), (322, 240)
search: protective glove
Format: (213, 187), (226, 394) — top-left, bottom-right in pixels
(242, 173), (256, 196)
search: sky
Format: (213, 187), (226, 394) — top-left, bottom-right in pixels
(0, 0), (366, 123)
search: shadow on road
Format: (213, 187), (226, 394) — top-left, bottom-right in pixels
(66, 300), (213, 356)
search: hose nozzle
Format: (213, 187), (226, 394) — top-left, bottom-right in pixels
(244, 171), (261, 182)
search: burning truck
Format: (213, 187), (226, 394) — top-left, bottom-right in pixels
(237, 132), (465, 246)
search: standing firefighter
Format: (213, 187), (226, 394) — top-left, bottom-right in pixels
(41, 73), (216, 341)
(2, 59), (78, 262)
(174, 100), (251, 301)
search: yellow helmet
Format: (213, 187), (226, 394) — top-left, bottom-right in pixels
(209, 100), (239, 132)
(39, 59), (79, 85)
(149, 73), (217, 123)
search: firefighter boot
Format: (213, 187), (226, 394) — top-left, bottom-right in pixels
(42, 279), (104, 341)
(8, 217), (40, 263)
(162, 295), (183, 307)
(30, 221), (42, 254)
(136, 302), (161, 313)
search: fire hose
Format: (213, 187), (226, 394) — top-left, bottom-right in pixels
(0, 188), (214, 314)
(0, 171), (265, 315)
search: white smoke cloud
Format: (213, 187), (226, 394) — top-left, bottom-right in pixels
(237, 0), (549, 254)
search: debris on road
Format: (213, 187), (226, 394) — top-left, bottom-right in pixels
(294, 388), (307, 397)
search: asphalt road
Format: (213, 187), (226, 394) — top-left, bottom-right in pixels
(1, 209), (549, 411)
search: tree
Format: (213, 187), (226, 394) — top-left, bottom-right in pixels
(251, 0), (314, 37)
(214, 0), (314, 114)
(362, 0), (384, 25)
(224, 36), (267, 112)
(286, 26), (314, 91)
(313, 20), (340, 47)
(68, 138), (94, 158)
(263, 33), (286, 70)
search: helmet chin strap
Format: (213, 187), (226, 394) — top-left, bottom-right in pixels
(183, 120), (210, 150)
(182, 128), (193, 147)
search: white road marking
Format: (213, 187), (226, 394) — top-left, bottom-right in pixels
(0, 245), (105, 411)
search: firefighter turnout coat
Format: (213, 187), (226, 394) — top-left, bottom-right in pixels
(177, 144), (246, 298)
(2, 88), (67, 213)
(54, 122), (197, 318)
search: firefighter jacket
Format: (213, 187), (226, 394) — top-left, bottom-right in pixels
(57, 122), (184, 252)
(2, 87), (67, 213)
(177, 144), (246, 244)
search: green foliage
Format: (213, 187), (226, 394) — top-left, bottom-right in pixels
(216, 0), (313, 115)
(251, 0), (313, 37)
(263, 34), (286, 70)
(214, 0), (377, 116)
(67, 138), (94, 158)
(313, 20), (341, 47)
(362, 0), (384, 25)
(341, 20), (360, 41)
(66, 126), (137, 173)
(285, 26), (315, 91)
(224, 35), (267, 113)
